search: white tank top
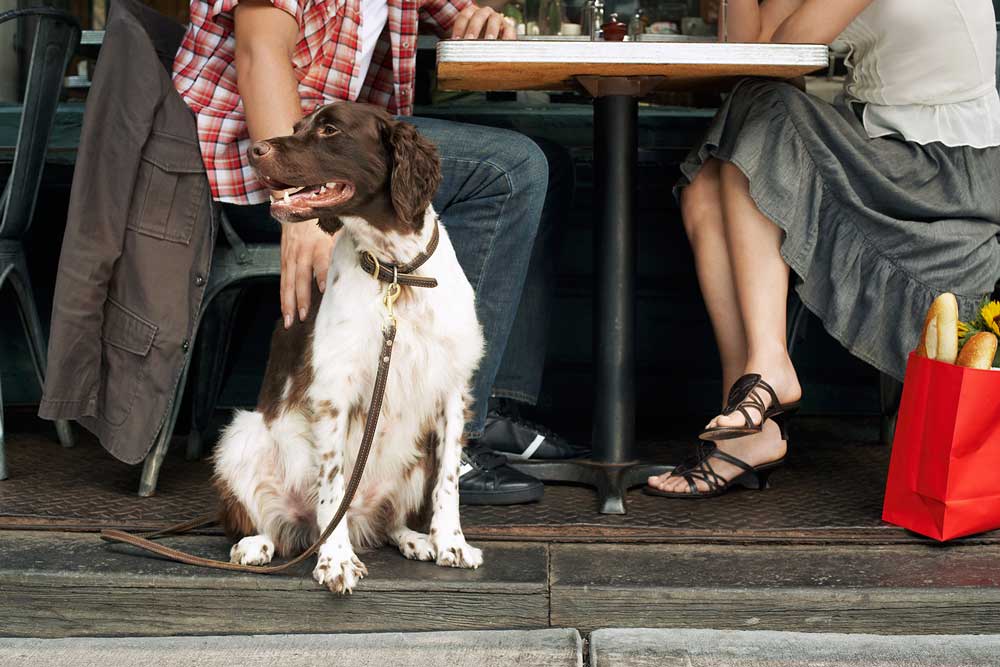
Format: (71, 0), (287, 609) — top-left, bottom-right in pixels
(838, 0), (1000, 148)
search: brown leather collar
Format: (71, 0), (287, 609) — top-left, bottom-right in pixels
(358, 221), (439, 289)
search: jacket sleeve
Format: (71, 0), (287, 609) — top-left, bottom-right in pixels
(38, 14), (166, 419)
(419, 0), (473, 37)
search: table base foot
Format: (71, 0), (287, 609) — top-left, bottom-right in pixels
(508, 460), (672, 515)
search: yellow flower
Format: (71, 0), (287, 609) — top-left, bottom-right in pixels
(982, 301), (1000, 336)
(958, 321), (970, 337)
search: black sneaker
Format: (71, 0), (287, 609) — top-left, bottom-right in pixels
(480, 398), (589, 461)
(459, 441), (544, 505)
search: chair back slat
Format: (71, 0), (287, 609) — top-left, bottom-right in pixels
(0, 9), (80, 239)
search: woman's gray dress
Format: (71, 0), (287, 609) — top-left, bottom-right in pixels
(678, 78), (1000, 380)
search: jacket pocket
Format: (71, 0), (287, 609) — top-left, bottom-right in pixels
(98, 299), (158, 427)
(127, 131), (207, 245)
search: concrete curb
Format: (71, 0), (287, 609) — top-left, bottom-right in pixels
(0, 628), (583, 667)
(590, 628), (1000, 666)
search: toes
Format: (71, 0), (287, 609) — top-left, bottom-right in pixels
(713, 413), (739, 428)
(399, 537), (436, 562)
(313, 553), (367, 594)
(434, 542), (483, 569)
(229, 537), (274, 566)
(647, 474), (670, 490)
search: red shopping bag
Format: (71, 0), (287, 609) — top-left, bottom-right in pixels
(882, 353), (1000, 541)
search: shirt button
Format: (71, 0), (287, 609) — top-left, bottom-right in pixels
(194, 274), (205, 286)
(182, 339), (190, 352)
(402, 40), (409, 47)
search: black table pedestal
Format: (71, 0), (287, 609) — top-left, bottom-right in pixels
(510, 86), (671, 515)
(509, 460), (670, 514)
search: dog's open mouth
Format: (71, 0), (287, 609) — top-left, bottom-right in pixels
(263, 177), (356, 216)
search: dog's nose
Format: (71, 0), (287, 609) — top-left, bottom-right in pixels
(251, 141), (272, 158)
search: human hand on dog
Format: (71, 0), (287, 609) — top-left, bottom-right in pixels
(280, 219), (336, 328)
(450, 5), (517, 40)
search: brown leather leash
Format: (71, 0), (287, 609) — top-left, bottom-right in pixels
(100, 225), (440, 575)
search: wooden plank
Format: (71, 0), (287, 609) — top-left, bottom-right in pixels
(550, 543), (1000, 634)
(436, 40), (828, 92)
(590, 629), (1000, 667)
(4, 585), (549, 637)
(0, 532), (548, 637)
(0, 630), (584, 667)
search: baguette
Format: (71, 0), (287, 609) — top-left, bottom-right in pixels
(957, 332), (998, 370)
(915, 293), (959, 363)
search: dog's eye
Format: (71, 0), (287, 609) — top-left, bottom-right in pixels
(319, 124), (341, 137)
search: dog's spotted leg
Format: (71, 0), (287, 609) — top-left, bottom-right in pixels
(229, 534), (275, 566)
(311, 407), (367, 594)
(388, 525), (436, 562)
(430, 390), (483, 569)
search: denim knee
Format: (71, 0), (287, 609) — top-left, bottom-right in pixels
(491, 131), (548, 236)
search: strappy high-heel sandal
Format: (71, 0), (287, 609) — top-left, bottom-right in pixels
(699, 373), (800, 442)
(643, 443), (785, 499)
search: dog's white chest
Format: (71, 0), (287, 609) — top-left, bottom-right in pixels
(308, 223), (483, 470)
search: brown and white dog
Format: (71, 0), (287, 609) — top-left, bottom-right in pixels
(213, 102), (485, 593)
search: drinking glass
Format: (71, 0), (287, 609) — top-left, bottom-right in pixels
(719, 0), (727, 42)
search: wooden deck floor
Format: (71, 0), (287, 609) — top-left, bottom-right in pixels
(3, 531), (1000, 638)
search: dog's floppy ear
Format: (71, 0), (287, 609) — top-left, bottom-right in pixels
(386, 120), (441, 229)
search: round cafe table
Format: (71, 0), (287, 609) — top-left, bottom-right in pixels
(437, 39), (828, 514)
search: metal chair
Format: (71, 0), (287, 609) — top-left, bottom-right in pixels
(0, 8), (80, 480)
(137, 211), (280, 496)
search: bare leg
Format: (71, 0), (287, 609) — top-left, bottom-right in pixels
(711, 161), (801, 427)
(651, 161), (799, 494)
(649, 160), (746, 492)
(676, 159), (749, 393)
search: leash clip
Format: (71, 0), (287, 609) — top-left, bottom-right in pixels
(364, 250), (403, 329)
(383, 270), (401, 329)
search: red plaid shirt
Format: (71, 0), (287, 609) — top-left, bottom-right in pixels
(172, 0), (469, 204)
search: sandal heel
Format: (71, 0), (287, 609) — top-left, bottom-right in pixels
(755, 468), (775, 490)
(735, 469), (772, 491)
(771, 408), (797, 440)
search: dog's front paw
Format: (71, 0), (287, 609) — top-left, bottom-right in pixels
(229, 535), (275, 566)
(398, 533), (436, 562)
(433, 537), (483, 569)
(313, 547), (368, 594)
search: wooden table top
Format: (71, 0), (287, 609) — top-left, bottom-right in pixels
(437, 39), (829, 93)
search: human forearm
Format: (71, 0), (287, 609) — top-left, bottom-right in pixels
(235, 46), (301, 142)
(233, 0), (301, 141)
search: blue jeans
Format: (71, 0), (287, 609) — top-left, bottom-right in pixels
(486, 132), (572, 408)
(224, 116), (568, 437)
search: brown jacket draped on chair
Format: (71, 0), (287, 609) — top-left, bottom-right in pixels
(39, 0), (215, 464)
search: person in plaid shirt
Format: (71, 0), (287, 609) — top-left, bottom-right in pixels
(173, 0), (579, 504)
